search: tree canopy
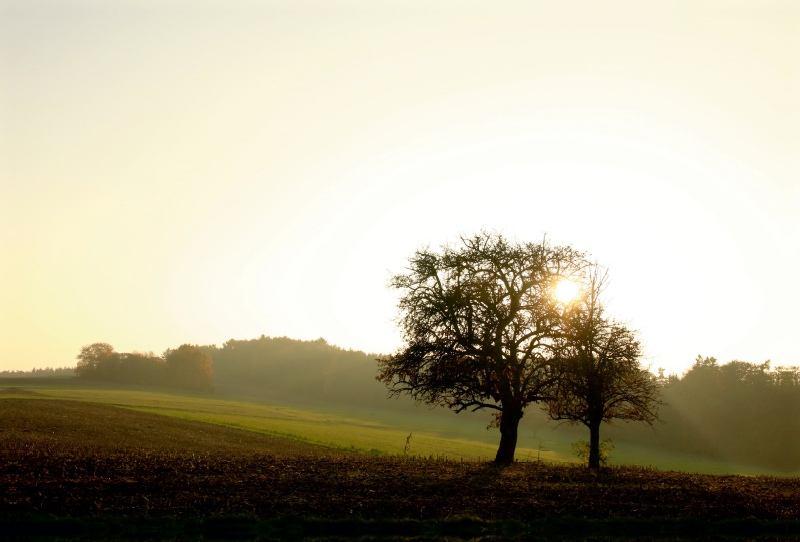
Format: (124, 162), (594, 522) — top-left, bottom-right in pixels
(610, 355), (800, 471)
(75, 342), (214, 392)
(377, 231), (586, 463)
(164, 344), (214, 392)
(544, 268), (661, 468)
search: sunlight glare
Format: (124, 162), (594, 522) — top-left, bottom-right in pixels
(554, 279), (581, 304)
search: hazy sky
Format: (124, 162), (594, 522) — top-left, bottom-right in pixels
(2, 1), (798, 374)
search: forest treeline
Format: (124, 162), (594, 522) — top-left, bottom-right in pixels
(74, 343), (214, 392)
(200, 336), (400, 408)
(203, 336), (800, 471)
(0, 367), (74, 378)
(606, 356), (800, 471)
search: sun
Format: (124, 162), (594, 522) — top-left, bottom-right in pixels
(554, 279), (581, 304)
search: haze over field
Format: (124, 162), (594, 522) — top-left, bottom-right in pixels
(1, 1), (798, 374)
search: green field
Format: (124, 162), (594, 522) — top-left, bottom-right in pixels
(2, 378), (795, 476)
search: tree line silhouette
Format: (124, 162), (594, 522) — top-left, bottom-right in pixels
(74, 343), (214, 392)
(200, 336), (388, 406)
(606, 356), (800, 471)
(0, 366), (74, 378)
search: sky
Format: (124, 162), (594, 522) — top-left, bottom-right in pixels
(1, 0), (798, 375)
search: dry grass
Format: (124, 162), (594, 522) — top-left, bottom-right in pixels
(2, 398), (799, 521)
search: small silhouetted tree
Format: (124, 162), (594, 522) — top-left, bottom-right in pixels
(544, 268), (661, 469)
(377, 232), (586, 464)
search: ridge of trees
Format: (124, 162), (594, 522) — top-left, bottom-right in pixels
(75, 343), (214, 392)
(606, 356), (800, 471)
(0, 367), (75, 378)
(200, 336), (397, 408)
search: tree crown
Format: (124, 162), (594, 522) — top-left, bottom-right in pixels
(545, 267), (661, 428)
(378, 231), (587, 413)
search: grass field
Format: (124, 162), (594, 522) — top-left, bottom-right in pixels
(1, 378), (796, 476)
(0, 380), (565, 463)
(0, 397), (329, 456)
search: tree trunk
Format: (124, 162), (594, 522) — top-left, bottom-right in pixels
(494, 408), (523, 464)
(588, 420), (601, 469)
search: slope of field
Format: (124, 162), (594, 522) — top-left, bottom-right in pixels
(0, 381), (566, 462)
(1, 399), (799, 524)
(2, 379), (796, 475)
(0, 397), (331, 456)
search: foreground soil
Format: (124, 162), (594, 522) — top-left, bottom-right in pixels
(1, 398), (799, 521)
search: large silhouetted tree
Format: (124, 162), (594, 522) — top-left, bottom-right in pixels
(377, 232), (586, 464)
(544, 268), (661, 469)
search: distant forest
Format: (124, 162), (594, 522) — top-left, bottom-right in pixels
(607, 356), (800, 471)
(0, 366), (74, 378)
(201, 336), (395, 409)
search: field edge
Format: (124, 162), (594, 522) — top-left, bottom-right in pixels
(3, 513), (800, 541)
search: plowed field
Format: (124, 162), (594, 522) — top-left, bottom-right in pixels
(2, 397), (799, 522)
